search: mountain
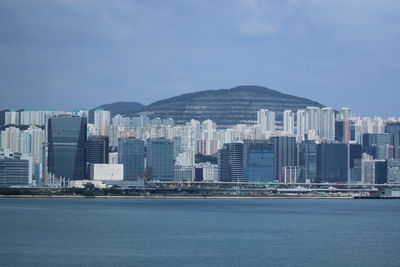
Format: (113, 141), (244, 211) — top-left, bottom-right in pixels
(125, 85), (324, 125)
(89, 101), (144, 123)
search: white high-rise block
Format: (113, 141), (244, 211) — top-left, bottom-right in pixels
(94, 109), (110, 136)
(283, 110), (295, 135)
(257, 109), (275, 134)
(296, 109), (306, 142)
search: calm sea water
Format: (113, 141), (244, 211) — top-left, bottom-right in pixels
(0, 198), (400, 267)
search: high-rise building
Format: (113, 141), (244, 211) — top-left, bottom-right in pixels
(349, 144), (362, 183)
(296, 109), (306, 142)
(86, 136), (109, 164)
(243, 141), (275, 182)
(0, 150), (33, 186)
(298, 140), (318, 183)
(257, 109), (275, 135)
(335, 120), (350, 143)
(375, 160), (388, 184)
(86, 136), (109, 178)
(385, 122), (400, 159)
(283, 110), (295, 135)
(218, 142), (244, 182)
(5, 110), (20, 126)
(337, 107), (353, 120)
(118, 137), (145, 180)
(47, 115), (87, 180)
(319, 107), (335, 141)
(387, 159), (400, 184)
(272, 136), (297, 182)
(147, 138), (174, 181)
(94, 109), (110, 136)
(317, 143), (348, 183)
(362, 133), (394, 159)
(305, 107), (320, 138)
(361, 154), (387, 184)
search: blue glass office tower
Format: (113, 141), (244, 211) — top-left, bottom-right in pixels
(47, 115), (87, 180)
(243, 142), (274, 182)
(118, 137), (145, 180)
(147, 138), (174, 181)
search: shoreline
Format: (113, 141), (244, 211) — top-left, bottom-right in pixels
(0, 194), (355, 199)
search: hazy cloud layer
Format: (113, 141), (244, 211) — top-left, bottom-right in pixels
(0, 0), (399, 116)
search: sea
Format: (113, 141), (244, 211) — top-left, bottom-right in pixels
(1, 198), (400, 267)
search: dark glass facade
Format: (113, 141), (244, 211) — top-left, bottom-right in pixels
(243, 142), (274, 182)
(147, 138), (174, 181)
(298, 140), (317, 182)
(317, 143), (348, 183)
(47, 116), (87, 180)
(86, 136), (109, 164)
(375, 160), (387, 184)
(86, 135), (109, 179)
(218, 143), (244, 182)
(118, 137), (145, 180)
(272, 136), (297, 182)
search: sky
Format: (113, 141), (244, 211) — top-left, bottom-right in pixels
(0, 0), (399, 117)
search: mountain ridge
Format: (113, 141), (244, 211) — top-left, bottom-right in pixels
(93, 85), (324, 125)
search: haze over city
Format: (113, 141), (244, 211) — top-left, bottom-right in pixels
(1, 0), (399, 117)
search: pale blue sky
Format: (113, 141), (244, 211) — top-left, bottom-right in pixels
(0, 0), (399, 117)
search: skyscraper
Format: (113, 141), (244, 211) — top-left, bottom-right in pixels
(317, 143), (348, 183)
(86, 136), (109, 178)
(243, 141), (275, 182)
(94, 109), (111, 136)
(218, 142), (244, 182)
(118, 137), (145, 180)
(387, 159), (400, 184)
(283, 110), (295, 135)
(319, 107), (335, 141)
(86, 136), (109, 164)
(272, 136), (297, 182)
(47, 115), (87, 180)
(257, 109), (275, 135)
(147, 138), (174, 181)
(298, 140), (318, 183)
(385, 122), (400, 159)
(296, 109), (306, 142)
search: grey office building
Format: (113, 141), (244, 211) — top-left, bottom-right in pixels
(0, 151), (32, 186)
(47, 115), (87, 180)
(387, 159), (400, 184)
(118, 137), (145, 180)
(147, 138), (174, 181)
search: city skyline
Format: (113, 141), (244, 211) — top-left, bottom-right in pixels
(1, 1), (399, 117)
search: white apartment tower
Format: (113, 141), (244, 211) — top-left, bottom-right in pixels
(283, 110), (295, 135)
(257, 109), (275, 135)
(94, 109), (111, 136)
